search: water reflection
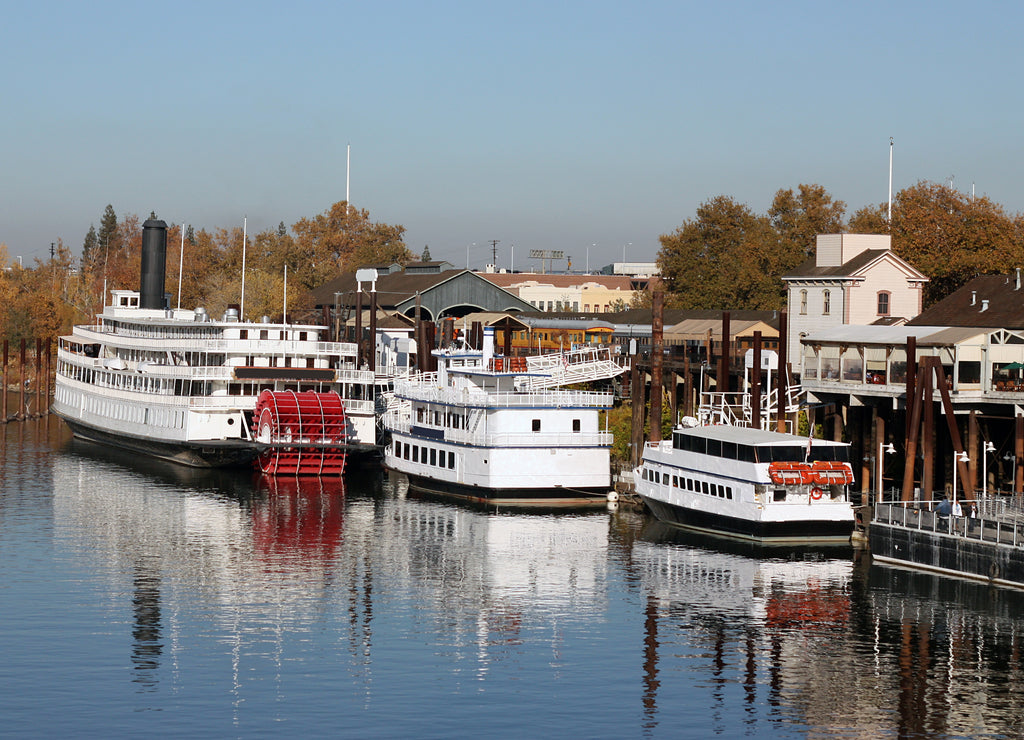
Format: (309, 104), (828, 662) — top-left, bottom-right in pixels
(630, 522), (856, 735)
(33, 424), (1024, 736)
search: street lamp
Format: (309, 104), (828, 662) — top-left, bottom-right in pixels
(877, 442), (896, 498)
(982, 441), (996, 496)
(952, 450), (970, 505)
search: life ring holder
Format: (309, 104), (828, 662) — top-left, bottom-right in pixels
(810, 486), (824, 501)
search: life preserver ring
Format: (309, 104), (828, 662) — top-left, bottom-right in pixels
(810, 487), (824, 501)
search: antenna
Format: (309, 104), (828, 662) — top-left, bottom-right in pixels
(490, 239), (500, 266)
(240, 216), (247, 321)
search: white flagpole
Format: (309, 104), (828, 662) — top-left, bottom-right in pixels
(888, 137), (894, 226)
(240, 216), (247, 321)
(177, 224), (186, 310)
(283, 264), (288, 326)
(346, 144), (351, 208)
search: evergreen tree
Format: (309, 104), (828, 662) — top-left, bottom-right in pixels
(97, 204), (119, 257)
(421, 245), (432, 262)
(82, 224), (98, 269)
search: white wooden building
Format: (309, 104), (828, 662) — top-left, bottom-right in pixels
(782, 234), (928, 372)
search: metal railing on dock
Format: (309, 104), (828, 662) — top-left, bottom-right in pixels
(874, 497), (1024, 548)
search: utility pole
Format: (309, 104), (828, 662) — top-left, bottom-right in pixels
(490, 239), (500, 267)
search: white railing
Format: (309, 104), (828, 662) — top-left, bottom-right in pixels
(392, 380), (615, 409)
(385, 416), (612, 448)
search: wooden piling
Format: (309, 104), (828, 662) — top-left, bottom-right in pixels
(649, 291), (663, 443)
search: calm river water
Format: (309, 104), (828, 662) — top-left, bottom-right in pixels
(4, 419), (1024, 738)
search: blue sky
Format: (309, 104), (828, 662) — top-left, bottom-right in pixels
(3, 1), (1021, 272)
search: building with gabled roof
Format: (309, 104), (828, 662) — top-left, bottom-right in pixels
(782, 234), (929, 369)
(308, 267), (534, 325)
(908, 271), (1024, 329)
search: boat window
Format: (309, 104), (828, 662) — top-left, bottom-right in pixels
(672, 475), (678, 487)
(572, 419), (581, 432)
(430, 448), (437, 466)
(773, 489), (787, 502)
(413, 446), (419, 463)
(706, 439), (722, 457)
(532, 419), (541, 432)
(721, 442), (737, 460)
(447, 452), (455, 470)
(726, 487), (733, 500)
(702, 481), (709, 495)
(738, 445), (756, 463)
(687, 478), (694, 491)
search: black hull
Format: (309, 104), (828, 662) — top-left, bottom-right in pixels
(870, 521), (1024, 590)
(641, 496), (854, 544)
(58, 415), (259, 469)
(403, 472), (610, 507)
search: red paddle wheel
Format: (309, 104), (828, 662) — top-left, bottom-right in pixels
(252, 390), (348, 475)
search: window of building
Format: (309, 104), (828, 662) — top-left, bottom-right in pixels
(800, 289), (808, 315)
(877, 291), (891, 316)
(823, 289), (831, 315)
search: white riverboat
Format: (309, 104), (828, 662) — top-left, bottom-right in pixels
(382, 326), (623, 504)
(636, 421), (856, 543)
(52, 218), (376, 472)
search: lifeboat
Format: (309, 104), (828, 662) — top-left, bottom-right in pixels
(809, 460), (855, 485)
(768, 461), (813, 485)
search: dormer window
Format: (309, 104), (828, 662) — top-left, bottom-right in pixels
(800, 289), (808, 315)
(823, 290), (831, 315)
(877, 291), (891, 316)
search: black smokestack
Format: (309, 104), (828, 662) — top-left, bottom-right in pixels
(140, 217), (168, 310)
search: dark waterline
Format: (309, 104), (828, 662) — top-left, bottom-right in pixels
(3, 418), (1024, 738)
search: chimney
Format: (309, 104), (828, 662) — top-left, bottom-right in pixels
(982, 299), (990, 312)
(971, 291), (977, 306)
(139, 217), (168, 310)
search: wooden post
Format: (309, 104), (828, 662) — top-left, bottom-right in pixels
(719, 312), (730, 395)
(751, 331), (762, 430)
(1011, 413), (1019, 495)
(968, 410), (979, 496)
(921, 359), (935, 499)
(369, 286), (377, 372)
(354, 286), (363, 365)
(2, 339), (7, 421)
(649, 291), (663, 443)
(873, 413), (885, 506)
(630, 349), (645, 468)
(777, 309), (788, 433)
(35, 338), (42, 417)
(905, 336), (917, 436)
(19, 338), (26, 420)
(683, 354), (692, 418)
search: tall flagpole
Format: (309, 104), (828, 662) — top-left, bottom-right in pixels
(346, 144), (351, 208)
(888, 137), (894, 227)
(240, 216), (247, 321)
(177, 224), (186, 310)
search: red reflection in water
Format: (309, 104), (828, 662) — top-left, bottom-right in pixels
(251, 475), (346, 559)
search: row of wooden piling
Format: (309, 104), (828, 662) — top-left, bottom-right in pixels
(2, 338), (53, 422)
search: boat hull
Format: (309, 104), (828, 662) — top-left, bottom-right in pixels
(57, 412), (259, 468)
(404, 471), (610, 507)
(641, 494), (855, 544)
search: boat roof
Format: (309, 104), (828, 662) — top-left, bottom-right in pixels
(673, 425), (847, 447)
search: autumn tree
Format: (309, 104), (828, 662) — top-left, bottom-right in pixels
(290, 201), (411, 290)
(658, 196), (786, 310)
(768, 184), (847, 260)
(847, 203), (889, 233)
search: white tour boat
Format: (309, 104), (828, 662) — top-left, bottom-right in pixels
(52, 218), (376, 473)
(382, 326), (623, 504)
(636, 421), (856, 543)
